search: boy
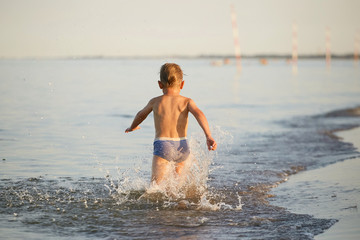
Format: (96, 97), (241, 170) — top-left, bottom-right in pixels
(125, 63), (217, 185)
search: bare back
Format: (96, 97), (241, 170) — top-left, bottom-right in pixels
(151, 95), (190, 138)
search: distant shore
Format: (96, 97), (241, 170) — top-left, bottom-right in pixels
(0, 53), (358, 60)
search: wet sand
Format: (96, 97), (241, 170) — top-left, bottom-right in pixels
(272, 127), (360, 239)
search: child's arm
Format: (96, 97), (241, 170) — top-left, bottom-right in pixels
(188, 99), (217, 151)
(125, 99), (154, 133)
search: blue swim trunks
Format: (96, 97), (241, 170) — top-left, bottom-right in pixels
(153, 137), (190, 162)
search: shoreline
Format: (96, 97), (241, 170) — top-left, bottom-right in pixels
(271, 127), (360, 239)
(315, 127), (360, 239)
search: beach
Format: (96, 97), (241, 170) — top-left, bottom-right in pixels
(272, 127), (360, 239)
(1, 58), (359, 239)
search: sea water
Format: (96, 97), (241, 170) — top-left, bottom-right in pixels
(0, 58), (359, 239)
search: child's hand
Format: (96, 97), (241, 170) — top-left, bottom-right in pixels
(206, 137), (217, 151)
(125, 126), (141, 133)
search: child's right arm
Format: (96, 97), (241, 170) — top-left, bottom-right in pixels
(125, 99), (154, 133)
(188, 99), (217, 151)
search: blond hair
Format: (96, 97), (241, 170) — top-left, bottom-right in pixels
(159, 63), (183, 88)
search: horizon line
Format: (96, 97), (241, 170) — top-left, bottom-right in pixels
(0, 53), (357, 60)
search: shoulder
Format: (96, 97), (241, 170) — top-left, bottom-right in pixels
(186, 98), (201, 113)
(178, 95), (191, 102)
(185, 97), (195, 105)
(177, 95), (191, 106)
(148, 96), (163, 105)
(182, 97), (198, 111)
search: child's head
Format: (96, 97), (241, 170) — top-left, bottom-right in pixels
(159, 63), (183, 88)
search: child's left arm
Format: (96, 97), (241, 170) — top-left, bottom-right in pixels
(188, 98), (217, 150)
(125, 99), (154, 133)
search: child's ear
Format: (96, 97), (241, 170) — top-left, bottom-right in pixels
(158, 81), (164, 89)
(180, 81), (185, 89)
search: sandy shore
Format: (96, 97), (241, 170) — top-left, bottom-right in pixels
(272, 127), (360, 239)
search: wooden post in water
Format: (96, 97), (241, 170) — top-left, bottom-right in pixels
(292, 22), (298, 75)
(354, 31), (359, 66)
(325, 27), (331, 69)
(230, 4), (242, 74)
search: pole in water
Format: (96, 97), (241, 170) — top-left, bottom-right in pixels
(354, 31), (359, 66)
(292, 21), (298, 75)
(325, 26), (331, 69)
(230, 4), (242, 74)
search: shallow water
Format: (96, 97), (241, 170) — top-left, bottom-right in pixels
(271, 127), (360, 240)
(1, 58), (360, 239)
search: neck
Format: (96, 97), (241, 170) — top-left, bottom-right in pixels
(162, 87), (181, 96)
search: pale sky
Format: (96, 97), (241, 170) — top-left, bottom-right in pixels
(0, 0), (359, 58)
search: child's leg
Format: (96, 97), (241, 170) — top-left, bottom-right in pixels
(175, 156), (191, 186)
(175, 153), (192, 175)
(175, 161), (186, 176)
(151, 155), (169, 184)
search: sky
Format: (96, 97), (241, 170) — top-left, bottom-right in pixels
(0, 0), (359, 58)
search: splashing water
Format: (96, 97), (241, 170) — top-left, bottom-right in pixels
(98, 126), (241, 211)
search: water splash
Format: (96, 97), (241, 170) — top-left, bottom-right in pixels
(98, 126), (240, 210)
